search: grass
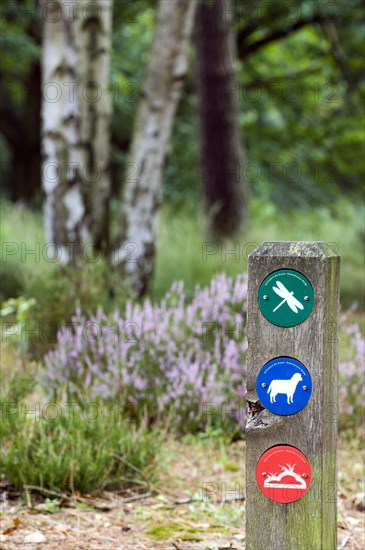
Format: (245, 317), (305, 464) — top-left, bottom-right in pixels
(0, 345), (163, 496)
(1, 406), (162, 495)
(154, 198), (365, 306)
(0, 202), (50, 300)
(0, 436), (363, 549)
(1, 198), (364, 309)
(0, 198), (363, 548)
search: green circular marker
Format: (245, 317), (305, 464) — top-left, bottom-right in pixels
(258, 269), (314, 327)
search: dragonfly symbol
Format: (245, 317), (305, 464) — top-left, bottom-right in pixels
(272, 281), (304, 314)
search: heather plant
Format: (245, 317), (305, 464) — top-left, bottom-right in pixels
(0, 348), (162, 494)
(44, 273), (364, 433)
(1, 404), (162, 494)
(45, 274), (248, 433)
(338, 309), (365, 431)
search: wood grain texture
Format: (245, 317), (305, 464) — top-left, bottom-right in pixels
(245, 242), (340, 550)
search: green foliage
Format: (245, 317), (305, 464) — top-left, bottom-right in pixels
(238, 22), (365, 206)
(0, 0), (40, 79)
(0, 202), (48, 301)
(163, 0), (365, 208)
(24, 259), (132, 357)
(41, 498), (61, 514)
(1, 296), (36, 354)
(0, 359), (37, 441)
(1, 402), (162, 494)
(0, 353), (162, 494)
(2, 0), (363, 208)
(110, 3), (154, 194)
(0, 296), (36, 320)
(153, 199), (365, 307)
(163, 90), (200, 206)
(0, 200), (133, 354)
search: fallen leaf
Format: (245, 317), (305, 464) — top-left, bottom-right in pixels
(2, 526), (17, 535)
(1, 517), (22, 535)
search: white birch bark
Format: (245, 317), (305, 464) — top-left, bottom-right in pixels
(113, 0), (198, 295)
(41, 0), (113, 261)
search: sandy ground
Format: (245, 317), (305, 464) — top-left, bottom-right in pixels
(0, 440), (364, 550)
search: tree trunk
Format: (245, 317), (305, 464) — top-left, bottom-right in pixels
(195, 0), (248, 237)
(41, 0), (113, 260)
(11, 146), (41, 204)
(0, 64), (41, 204)
(113, 0), (198, 296)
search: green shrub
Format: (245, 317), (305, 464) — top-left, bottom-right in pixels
(1, 296), (37, 354)
(0, 359), (37, 441)
(1, 402), (162, 494)
(0, 263), (25, 302)
(153, 199), (365, 307)
(0, 202), (48, 301)
(24, 259), (132, 357)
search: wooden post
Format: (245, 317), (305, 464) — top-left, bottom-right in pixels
(246, 242), (340, 550)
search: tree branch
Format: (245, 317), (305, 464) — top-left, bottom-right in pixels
(238, 14), (335, 58)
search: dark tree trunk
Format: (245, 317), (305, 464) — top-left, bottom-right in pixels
(11, 147), (41, 204)
(12, 64), (41, 203)
(196, 0), (248, 237)
(1, 64), (41, 204)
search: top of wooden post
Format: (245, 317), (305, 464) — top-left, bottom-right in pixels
(249, 241), (339, 259)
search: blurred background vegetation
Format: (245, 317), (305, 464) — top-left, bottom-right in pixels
(0, 0), (364, 310)
(0, 0), (364, 503)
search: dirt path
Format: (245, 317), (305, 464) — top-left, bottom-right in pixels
(0, 440), (364, 549)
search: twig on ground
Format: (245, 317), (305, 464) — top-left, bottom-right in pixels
(24, 485), (81, 503)
(123, 492), (152, 503)
(340, 533), (350, 548)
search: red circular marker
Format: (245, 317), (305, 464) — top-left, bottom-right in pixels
(256, 445), (311, 503)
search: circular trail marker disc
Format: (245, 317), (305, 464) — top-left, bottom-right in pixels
(256, 445), (312, 503)
(256, 357), (312, 416)
(258, 269), (314, 327)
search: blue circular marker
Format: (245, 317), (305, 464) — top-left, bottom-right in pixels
(256, 357), (312, 416)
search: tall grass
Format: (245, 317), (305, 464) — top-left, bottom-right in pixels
(1, 198), (364, 307)
(0, 202), (51, 300)
(154, 199), (365, 307)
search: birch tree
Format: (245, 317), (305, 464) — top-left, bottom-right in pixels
(114, 0), (198, 295)
(196, 0), (248, 237)
(41, 0), (113, 260)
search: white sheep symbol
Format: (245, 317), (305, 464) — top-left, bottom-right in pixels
(267, 372), (303, 404)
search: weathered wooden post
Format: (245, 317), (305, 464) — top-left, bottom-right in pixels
(246, 242), (340, 550)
